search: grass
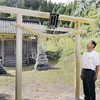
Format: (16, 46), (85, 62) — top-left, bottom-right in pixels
(0, 53), (75, 87)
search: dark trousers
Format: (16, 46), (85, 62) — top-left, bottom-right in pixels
(82, 69), (96, 100)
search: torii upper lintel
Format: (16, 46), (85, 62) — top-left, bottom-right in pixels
(0, 6), (94, 24)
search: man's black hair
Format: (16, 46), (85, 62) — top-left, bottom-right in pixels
(91, 40), (97, 49)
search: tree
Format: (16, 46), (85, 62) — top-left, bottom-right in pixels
(0, 0), (12, 7)
(56, 4), (66, 14)
(16, 0), (25, 8)
(38, 1), (47, 12)
(75, 0), (100, 16)
(0, 0), (12, 17)
(10, 0), (17, 5)
(46, 1), (54, 13)
(64, 2), (75, 16)
(9, 14), (16, 18)
(52, 4), (57, 13)
(25, 0), (41, 10)
(69, 22), (75, 28)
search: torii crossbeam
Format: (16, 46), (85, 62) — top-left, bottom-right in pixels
(0, 6), (94, 100)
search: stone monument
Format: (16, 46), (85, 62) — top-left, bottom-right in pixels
(0, 56), (7, 74)
(34, 44), (51, 71)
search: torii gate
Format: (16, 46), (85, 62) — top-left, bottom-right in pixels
(0, 6), (94, 100)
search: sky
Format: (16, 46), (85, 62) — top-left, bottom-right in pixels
(50, 0), (74, 4)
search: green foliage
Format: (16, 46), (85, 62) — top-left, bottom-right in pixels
(9, 14), (16, 18)
(15, 0), (25, 8)
(69, 22), (75, 28)
(41, 37), (75, 59)
(52, 4), (57, 13)
(46, 1), (54, 12)
(0, 0), (12, 7)
(56, 4), (66, 14)
(75, 0), (100, 16)
(38, 1), (47, 12)
(46, 51), (60, 61)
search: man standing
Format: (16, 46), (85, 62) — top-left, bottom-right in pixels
(81, 40), (99, 100)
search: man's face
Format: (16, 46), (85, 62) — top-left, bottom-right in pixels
(87, 41), (94, 49)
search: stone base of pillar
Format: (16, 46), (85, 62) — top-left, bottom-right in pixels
(70, 97), (84, 100)
(0, 59), (7, 74)
(0, 66), (7, 75)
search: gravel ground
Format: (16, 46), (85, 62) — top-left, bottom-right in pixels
(0, 81), (100, 100)
(0, 82), (74, 100)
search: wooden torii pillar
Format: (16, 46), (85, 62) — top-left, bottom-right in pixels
(75, 20), (81, 99)
(0, 6), (94, 100)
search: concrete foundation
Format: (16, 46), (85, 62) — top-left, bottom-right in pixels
(70, 97), (84, 100)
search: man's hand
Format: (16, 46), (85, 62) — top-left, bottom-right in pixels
(94, 65), (99, 81)
(80, 74), (83, 80)
(80, 68), (83, 80)
(93, 76), (97, 81)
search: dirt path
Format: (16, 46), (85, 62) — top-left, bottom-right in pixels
(0, 82), (74, 100)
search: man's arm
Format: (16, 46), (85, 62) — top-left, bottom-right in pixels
(94, 65), (99, 81)
(95, 65), (99, 76)
(80, 68), (83, 79)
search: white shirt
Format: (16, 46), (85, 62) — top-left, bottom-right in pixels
(81, 50), (100, 70)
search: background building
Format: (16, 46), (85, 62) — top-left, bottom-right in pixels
(0, 17), (39, 66)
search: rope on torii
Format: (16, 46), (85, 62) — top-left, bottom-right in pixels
(11, 22), (87, 39)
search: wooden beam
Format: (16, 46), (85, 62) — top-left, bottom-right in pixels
(22, 24), (76, 32)
(0, 34), (34, 37)
(0, 6), (94, 24)
(1, 38), (4, 65)
(27, 39), (29, 65)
